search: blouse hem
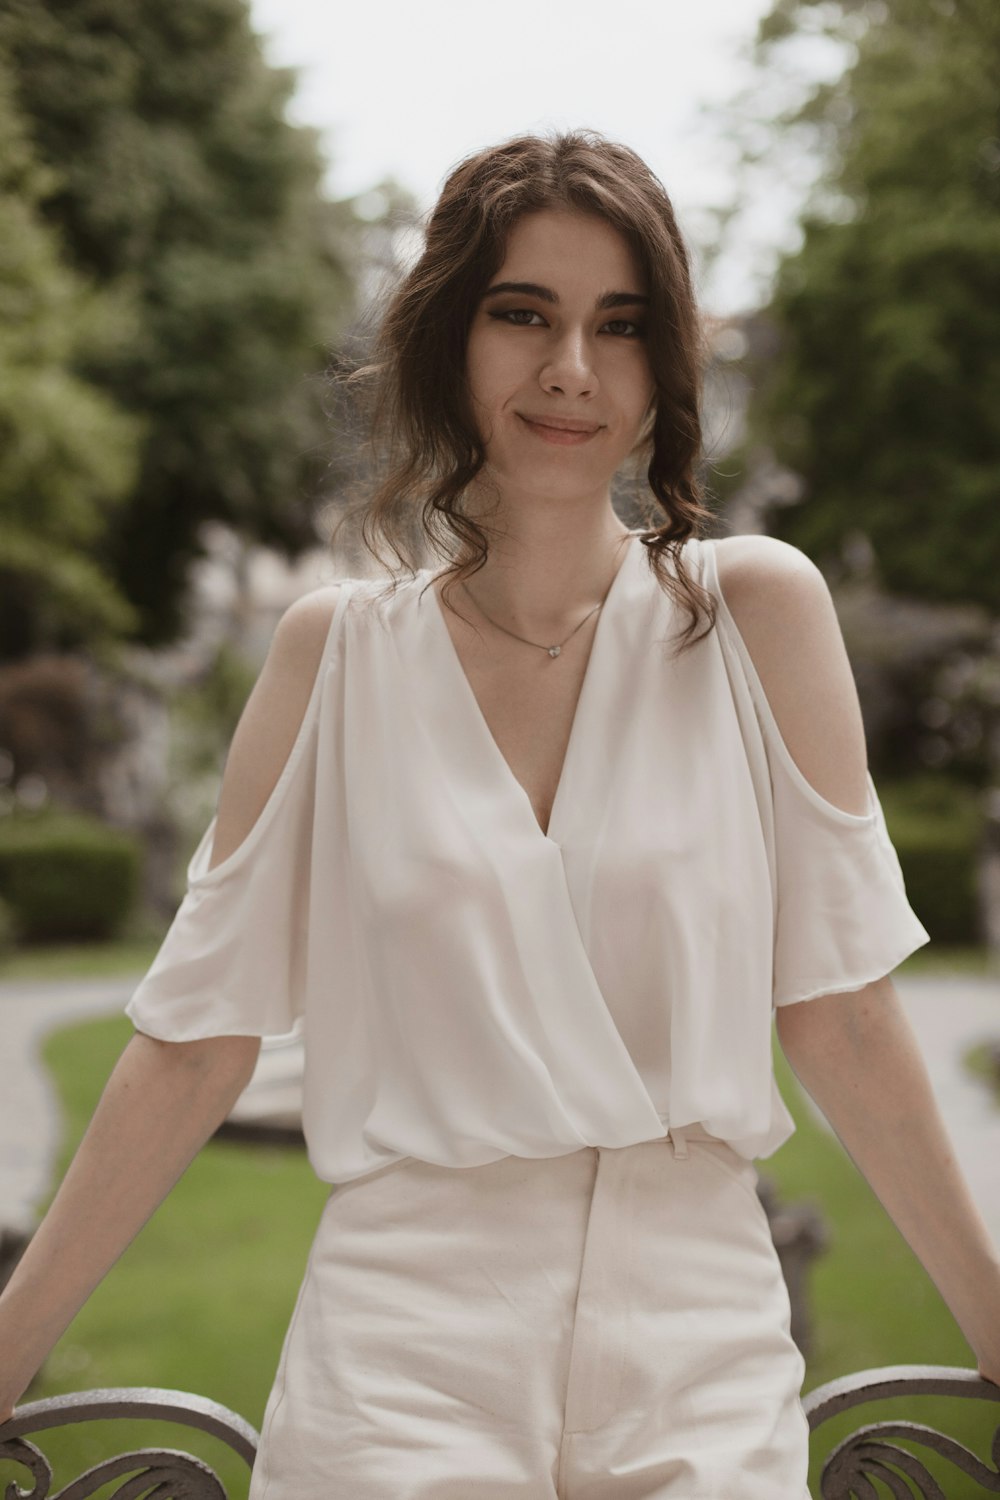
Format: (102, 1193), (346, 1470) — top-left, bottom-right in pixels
(772, 929), (931, 1008)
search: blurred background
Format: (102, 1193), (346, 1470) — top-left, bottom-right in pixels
(1, 0), (998, 1494)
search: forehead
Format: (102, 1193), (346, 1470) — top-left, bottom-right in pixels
(495, 208), (646, 290)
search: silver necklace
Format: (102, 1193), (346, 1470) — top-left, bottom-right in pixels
(458, 581), (603, 658)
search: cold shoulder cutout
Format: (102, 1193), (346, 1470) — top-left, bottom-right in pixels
(125, 534), (930, 1181)
(197, 584), (347, 887)
(125, 582), (353, 1042)
(702, 539), (931, 1007)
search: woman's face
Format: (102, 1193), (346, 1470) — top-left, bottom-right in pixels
(464, 207), (656, 508)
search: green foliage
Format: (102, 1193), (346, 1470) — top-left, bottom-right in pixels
(879, 775), (984, 944)
(963, 1039), (1000, 1106)
(0, 934), (164, 979)
(170, 640), (260, 781)
(742, 0), (1000, 609)
(0, 891), (16, 956)
(880, 771), (985, 825)
(0, 46), (141, 650)
(149, 638), (261, 875)
(0, 0), (364, 648)
(0, 807), (141, 940)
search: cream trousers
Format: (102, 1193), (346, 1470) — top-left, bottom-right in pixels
(248, 1126), (811, 1498)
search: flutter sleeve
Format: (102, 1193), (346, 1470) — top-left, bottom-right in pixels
(709, 548), (932, 1008)
(124, 583), (350, 1042)
(768, 754), (931, 1008)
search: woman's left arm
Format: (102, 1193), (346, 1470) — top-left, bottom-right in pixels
(714, 533), (1000, 1384)
(775, 982), (1000, 1384)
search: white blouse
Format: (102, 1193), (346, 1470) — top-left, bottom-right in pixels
(125, 533), (931, 1184)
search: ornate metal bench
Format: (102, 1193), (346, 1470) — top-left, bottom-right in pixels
(803, 1365), (1000, 1496)
(1, 1367), (998, 1497)
(0, 1388), (257, 1498)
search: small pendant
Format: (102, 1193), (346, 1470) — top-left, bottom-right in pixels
(548, 645), (561, 658)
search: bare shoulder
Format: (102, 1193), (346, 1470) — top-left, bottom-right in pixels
(207, 584), (343, 873)
(269, 582), (345, 676)
(713, 533), (824, 617)
(241, 581), (344, 748)
(712, 535), (870, 819)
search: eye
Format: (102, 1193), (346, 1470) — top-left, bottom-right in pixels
(603, 318), (645, 338)
(488, 308), (547, 327)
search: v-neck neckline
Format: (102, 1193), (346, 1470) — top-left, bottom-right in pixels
(422, 531), (642, 845)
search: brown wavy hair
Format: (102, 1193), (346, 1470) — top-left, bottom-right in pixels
(332, 128), (720, 653)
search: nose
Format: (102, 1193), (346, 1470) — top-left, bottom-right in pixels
(538, 327), (597, 400)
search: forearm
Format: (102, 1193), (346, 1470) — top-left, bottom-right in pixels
(776, 977), (1000, 1358)
(0, 1030), (260, 1410)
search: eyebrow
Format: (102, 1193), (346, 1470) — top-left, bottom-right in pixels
(481, 280), (650, 310)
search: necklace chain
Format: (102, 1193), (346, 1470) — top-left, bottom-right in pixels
(458, 582), (603, 659)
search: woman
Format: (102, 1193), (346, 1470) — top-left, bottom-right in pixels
(2, 129), (998, 1498)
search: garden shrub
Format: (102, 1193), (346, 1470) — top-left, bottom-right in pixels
(0, 808), (141, 942)
(878, 774), (984, 945)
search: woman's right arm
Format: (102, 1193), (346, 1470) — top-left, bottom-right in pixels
(0, 1028), (261, 1419)
(0, 583), (343, 1421)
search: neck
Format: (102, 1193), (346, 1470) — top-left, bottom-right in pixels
(454, 501), (633, 639)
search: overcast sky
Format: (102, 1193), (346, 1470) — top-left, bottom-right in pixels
(248, 0), (848, 318)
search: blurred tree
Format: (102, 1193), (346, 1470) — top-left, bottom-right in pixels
(0, 0), (364, 647)
(725, 0), (1000, 611)
(0, 46), (142, 657)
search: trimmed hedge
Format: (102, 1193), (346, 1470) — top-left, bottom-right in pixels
(878, 775), (985, 945)
(0, 809), (141, 943)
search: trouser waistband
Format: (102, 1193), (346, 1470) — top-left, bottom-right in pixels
(334, 1123), (733, 1194)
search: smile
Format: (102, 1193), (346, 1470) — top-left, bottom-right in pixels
(517, 414), (602, 445)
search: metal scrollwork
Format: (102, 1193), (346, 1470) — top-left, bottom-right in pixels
(0, 1442), (226, 1500)
(819, 1418), (1000, 1497)
(1, 1434), (50, 1500)
(0, 1389), (257, 1500)
(804, 1364), (1000, 1499)
(5, 1367), (999, 1498)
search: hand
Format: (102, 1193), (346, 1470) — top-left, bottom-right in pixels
(977, 1354), (1000, 1387)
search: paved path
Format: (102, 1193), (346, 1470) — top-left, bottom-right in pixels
(0, 977), (141, 1235)
(0, 974), (305, 1234)
(2, 971), (998, 1247)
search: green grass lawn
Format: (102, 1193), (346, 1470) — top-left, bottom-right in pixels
(0, 936), (165, 983)
(4, 988), (998, 1498)
(772, 1040), (996, 1497)
(8, 1015), (329, 1499)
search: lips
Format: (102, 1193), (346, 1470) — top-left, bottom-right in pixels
(517, 413), (602, 434)
(516, 413), (603, 447)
